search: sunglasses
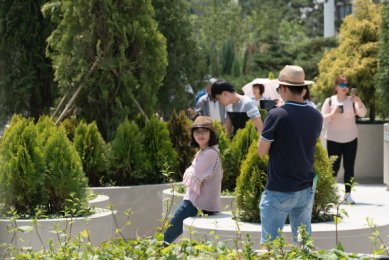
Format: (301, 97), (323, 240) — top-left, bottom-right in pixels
(339, 83), (349, 88)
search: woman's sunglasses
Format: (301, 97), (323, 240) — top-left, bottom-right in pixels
(339, 83), (349, 88)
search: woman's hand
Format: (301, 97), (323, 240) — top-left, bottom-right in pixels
(350, 94), (363, 106)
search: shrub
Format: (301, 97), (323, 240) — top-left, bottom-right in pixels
(312, 140), (339, 220)
(235, 140), (268, 222)
(73, 121), (109, 186)
(60, 117), (79, 141)
(222, 121), (258, 191)
(235, 139), (338, 223)
(42, 125), (88, 213)
(142, 116), (178, 184)
(0, 115), (45, 215)
(167, 110), (195, 181)
(0, 115), (88, 216)
(109, 119), (150, 185)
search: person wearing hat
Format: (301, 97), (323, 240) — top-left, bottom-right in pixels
(195, 78), (227, 123)
(163, 116), (223, 244)
(257, 65), (323, 244)
(211, 80), (262, 137)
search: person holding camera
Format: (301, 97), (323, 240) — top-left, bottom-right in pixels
(321, 75), (367, 204)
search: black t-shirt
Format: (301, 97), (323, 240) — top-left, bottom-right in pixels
(260, 101), (323, 192)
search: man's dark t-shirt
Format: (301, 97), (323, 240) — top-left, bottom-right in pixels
(260, 101), (323, 192)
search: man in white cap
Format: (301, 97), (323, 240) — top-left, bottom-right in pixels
(258, 65), (323, 244)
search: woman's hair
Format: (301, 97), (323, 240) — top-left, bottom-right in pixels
(335, 75), (347, 85)
(252, 84), (265, 95)
(190, 128), (219, 148)
(303, 86), (311, 100)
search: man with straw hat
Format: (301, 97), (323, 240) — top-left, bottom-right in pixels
(258, 65), (323, 244)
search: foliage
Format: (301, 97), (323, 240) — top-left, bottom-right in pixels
(109, 119), (150, 186)
(167, 110), (195, 181)
(235, 140), (268, 222)
(0, 115), (88, 216)
(0, 1), (56, 122)
(152, 0), (206, 116)
(222, 121), (258, 191)
(312, 140), (339, 221)
(40, 122), (88, 213)
(60, 117), (79, 141)
(235, 140), (338, 223)
(73, 121), (108, 186)
(142, 116), (178, 184)
(0, 115), (45, 215)
(376, 1), (389, 119)
(42, 0), (168, 140)
(313, 0), (382, 121)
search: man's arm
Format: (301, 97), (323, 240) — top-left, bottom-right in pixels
(258, 137), (271, 156)
(252, 117), (263, 134)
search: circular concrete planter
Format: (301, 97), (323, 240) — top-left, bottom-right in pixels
(183, 184), (389, 254)
(88, 194), (110, 209)
(162, 188), (236, 218)
(91, 183), (171, 240)
(0, 208), (114, 251)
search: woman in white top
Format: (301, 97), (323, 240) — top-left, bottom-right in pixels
(321, 75), (366, 204)
(163, 116), (222, 244)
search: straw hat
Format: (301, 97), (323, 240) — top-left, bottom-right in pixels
(273, 65), (314, 86)
(191, 116), (215, 132)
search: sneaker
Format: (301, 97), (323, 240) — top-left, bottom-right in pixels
(343, 193), (355, 204)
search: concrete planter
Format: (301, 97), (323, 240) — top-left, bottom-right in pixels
(183, 184), (389, 254)
(321, 122), (384, 183)
(91, 183), (171, 240)
(88, 194), (110, 209)
(0, 208), (114, 251)
(162, 188), (236, 218)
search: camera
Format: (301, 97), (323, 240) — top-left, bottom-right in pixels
(260, 100), (276, 111)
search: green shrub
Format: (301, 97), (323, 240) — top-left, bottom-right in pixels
(0, 115), (45, 215)
(61, 117), (79, 141)
(235, 140), (268, 222)
(167, 110), (195, 181)
(73, 121), (109, 186)
(142, 116), (178, 184)
(42, 125), (88, 213)
(222, 121), (258, 191)
(312, 140), (339, 221)
(109, 119), (150, 185)
(0, 115), (88, 216)
(235, 139), (338, 223)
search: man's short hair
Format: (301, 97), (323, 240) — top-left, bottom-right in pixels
(211, 80), (235, 99)
(281, 84), (305, 95)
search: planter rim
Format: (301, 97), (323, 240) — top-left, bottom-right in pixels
(89, 182), (173, 190)
(0, 208), (112, 223)
(163, 187), (234, 199)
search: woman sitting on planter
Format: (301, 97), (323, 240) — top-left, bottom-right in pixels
(163, 116), (223, 244)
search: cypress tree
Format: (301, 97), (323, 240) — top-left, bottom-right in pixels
(0, 1), (55, 121)
(43, 0), (167, 139)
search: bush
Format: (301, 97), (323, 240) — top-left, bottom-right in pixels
(235, 139), (338, 223)
(109, 119), (150, 185)
(222, 121), (258, 191)
(235, 140), (268, 222)
(42, 125), (88, 213)
(142, 116), (178, 184)
(73, 121), (109, 186)
(0, 115), (45, 215)
(60, 117), (79, 141)
(0, 115), (88, 216)
(167, 110), (195, 181)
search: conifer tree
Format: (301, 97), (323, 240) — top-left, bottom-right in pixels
(43, 0), (167, 139)
(376, 1), (389, 117)
(152, 0), (206, 115)
(314, 0), (381, 121)
(0, 1), (55, 121)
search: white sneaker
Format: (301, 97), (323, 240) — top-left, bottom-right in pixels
(343, 193), (355, 204)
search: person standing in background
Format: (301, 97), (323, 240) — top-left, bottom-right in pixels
(252, 83), (266, 107)
(321, 75), (367, 204)
(195, 78), (227, 123)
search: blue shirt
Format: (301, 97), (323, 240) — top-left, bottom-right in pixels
(260, 101), (323, 192)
